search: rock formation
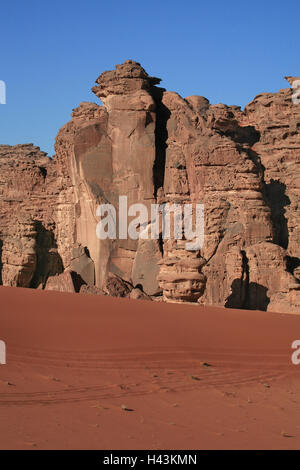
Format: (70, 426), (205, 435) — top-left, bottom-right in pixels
(1, 214), (37, 287)
(0, 63), (299, 313)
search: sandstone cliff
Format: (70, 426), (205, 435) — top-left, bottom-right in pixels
(0, 62), (299, 313)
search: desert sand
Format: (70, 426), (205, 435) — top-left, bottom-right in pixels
(0, 286), (299, 450)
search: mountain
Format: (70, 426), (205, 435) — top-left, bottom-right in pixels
(0, 61), (299, 313)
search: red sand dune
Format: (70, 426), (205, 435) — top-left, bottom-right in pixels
(0, 286), (300, 450)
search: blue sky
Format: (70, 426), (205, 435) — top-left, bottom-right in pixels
(0, 0), (299, 156)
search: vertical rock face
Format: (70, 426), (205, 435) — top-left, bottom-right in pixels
(0, 64), (299, 313)
(158, 92), (274, 308)
(237, 84), (300, 312)
(241, 87), (300, 262)
(55, 60), (162, 292)
(0, 144), (66, 288)
(1, 215), (37, 287)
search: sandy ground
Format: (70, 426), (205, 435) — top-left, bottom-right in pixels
(0, 286), (299, 450)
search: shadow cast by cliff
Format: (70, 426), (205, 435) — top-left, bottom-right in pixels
(225, 278), (270, 311)
(262, 179), (290, 249)
(30, 222), (64, 289)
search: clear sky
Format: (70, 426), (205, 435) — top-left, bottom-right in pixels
(0, 0), (299, 156)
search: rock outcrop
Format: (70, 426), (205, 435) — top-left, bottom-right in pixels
(0, 62), (299, 313)
(1, 214), (37, 287)
(44, 271), (77, 293)
(55, 60), (162, 293)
